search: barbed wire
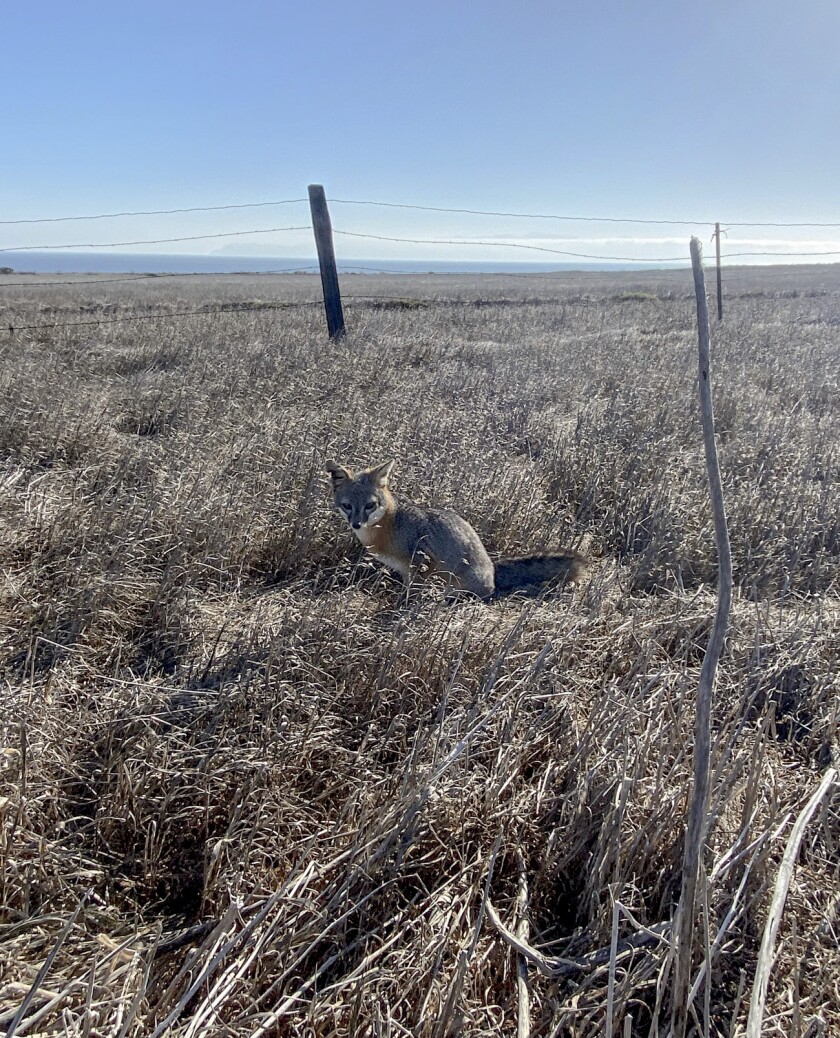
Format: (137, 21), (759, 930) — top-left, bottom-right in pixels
(714, 248), (840, 258)
(332, 230), (691, 263)
(3, 295), (501, 333)
(3, 192), (836, 333)
(3, 301), (321, 333)
(5, 270), (838, 336)
(330, 198), (711, 226)
(0, 199), (309, 225)
(4, 193), (840, 229)
(4, 228), (836, 265)
(0, 296), (483, 334)
(332, 229), (840, 263)
(0, 227), (311, 253)
(2, 266), (839, 299)
(3, 198), (840, 265)
(329, 198), (840, 230)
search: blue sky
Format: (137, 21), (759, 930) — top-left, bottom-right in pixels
(5, 0), (840, 264)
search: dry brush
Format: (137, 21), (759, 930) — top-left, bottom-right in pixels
(0, 268), (838, 1036)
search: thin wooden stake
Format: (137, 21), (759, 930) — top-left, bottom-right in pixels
(671, 238), (734, 1038)
(308, 184), (345, 340)
(715, 223), (723, 321)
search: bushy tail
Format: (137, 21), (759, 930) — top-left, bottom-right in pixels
(492, 552), (586, 598)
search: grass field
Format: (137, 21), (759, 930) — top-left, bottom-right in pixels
(1, 265), (838, 1036)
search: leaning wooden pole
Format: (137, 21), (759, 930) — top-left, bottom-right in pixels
(308, 184), (345, 340)
(671, 237), (733, 1038)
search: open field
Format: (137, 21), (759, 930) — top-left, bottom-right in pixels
(1, 266), (838, 1036)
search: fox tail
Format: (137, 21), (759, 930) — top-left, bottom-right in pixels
(492, 552), (585, 598)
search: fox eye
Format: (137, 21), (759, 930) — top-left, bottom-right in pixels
(340, 502), (352, 512)
(364, 502), (376, 512)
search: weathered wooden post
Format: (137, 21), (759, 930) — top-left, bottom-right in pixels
(671, 237), (733, 1038)
(714, 222), (723, 321)
(308, 184), (345, 340)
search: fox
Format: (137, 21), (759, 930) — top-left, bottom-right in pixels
(325, 458), (585, 600)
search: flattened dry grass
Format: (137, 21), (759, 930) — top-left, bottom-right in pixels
(0, 269), (838, 1036)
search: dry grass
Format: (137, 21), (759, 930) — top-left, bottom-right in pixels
(0, 267), (838, 1036)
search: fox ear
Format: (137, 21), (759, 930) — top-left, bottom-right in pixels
(369, 459), (395, 486)
(326, 460), (352, 487)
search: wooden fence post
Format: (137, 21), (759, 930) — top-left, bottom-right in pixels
(714, 222), (723, 321)
(308, 184), (345, 340)
(670, 237), (733, 1038)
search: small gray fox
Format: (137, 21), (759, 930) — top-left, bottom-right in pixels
(326, 459), (585, 599)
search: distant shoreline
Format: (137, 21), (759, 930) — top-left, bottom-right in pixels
(0, 252), (692, 275)
(2, 253), (838, 279)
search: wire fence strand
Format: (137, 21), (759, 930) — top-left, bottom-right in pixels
(328, 198), (840, 229)
(332, 229), (840, 263)
(4, 229), (837, 265)
(0, 199), (309, 225)
(4, 193), (840, 229)
(4, 301), (320, 333)
(0, 228), (311, 253)
(2, 192), (840, 297)
(331, 229), (692, 263)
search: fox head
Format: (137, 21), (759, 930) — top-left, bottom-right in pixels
(326, 459), (395, 532)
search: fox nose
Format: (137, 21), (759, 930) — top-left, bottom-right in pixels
(352, 521), (361, 530)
